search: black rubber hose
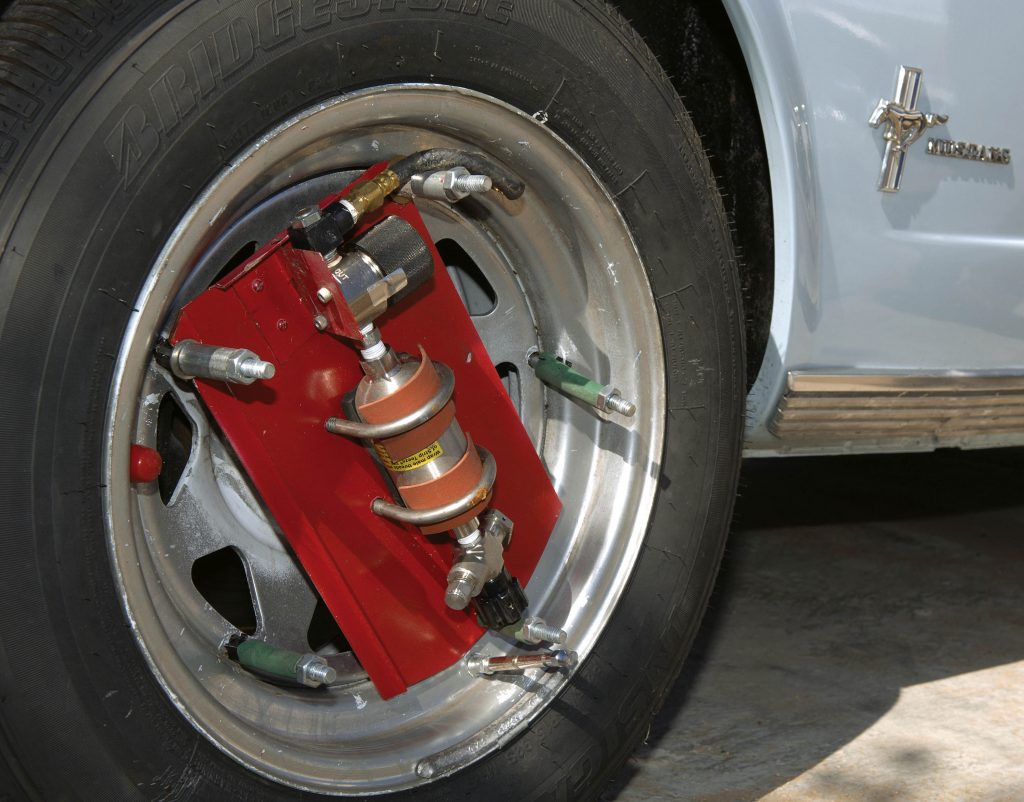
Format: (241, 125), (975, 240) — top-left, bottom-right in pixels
(389, 149), (526, 200)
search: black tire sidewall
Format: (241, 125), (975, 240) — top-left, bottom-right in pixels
(0, 1), (743, 799)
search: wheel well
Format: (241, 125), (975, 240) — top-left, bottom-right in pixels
(611, 0), (773, 389)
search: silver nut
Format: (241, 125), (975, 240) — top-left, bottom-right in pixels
(596, 384), (618, 412)
(293, 205), (322, 229)
(480, 508), (514, 546)
(411, 167), (491, 203)
(518, 616), (567, 645)
(295, 653), (336, 688)
(596, 384), (636, 417)
(313, 314), (329, 331)
(316, 286), (333, 303)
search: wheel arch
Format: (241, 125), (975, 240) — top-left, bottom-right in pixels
(611, 0), (775, 389)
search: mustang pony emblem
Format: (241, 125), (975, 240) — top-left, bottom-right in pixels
(869, 100), (947, 153)
(868, 66), (947, 192)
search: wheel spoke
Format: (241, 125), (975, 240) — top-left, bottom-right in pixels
(138, 368), (233, 566)
(419, 204), (543, 432)
(140, 364), (320, 651)
(420, 205), (537, 370)
(244, 544), (321, 654)
(467, 306), (533, 371)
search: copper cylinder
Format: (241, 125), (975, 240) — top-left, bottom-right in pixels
(356, 347), (489, 534)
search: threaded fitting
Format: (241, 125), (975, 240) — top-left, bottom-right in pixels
(518, 616), (567, 645)
(605, 393), (636, 417)
(238, 359), (276, 380)
(453, 174), (492, 194)
(445, 576), (475, 611)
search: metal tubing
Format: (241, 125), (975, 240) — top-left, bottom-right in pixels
(325, 363), (455, 439)
(370, 446), (496, 526)
(467, 649), (578, 675)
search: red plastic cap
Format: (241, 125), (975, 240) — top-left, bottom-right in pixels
(130, 444), (163, 483)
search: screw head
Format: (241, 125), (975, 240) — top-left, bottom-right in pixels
(313, 314), (329, 331)
(276, 319), (288, 331)
(316, 286), (333, 303)
(293, 205), (322, 229)
(251, 278), (264, 293)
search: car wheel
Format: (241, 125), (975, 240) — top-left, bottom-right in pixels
(0, 1), (744, 799)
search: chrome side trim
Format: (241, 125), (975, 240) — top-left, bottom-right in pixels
(772, 371), (1024, 439)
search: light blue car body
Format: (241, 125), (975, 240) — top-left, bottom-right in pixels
(725, 0), (1024, 455)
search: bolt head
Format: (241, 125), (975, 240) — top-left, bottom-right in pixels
(316, 286), (333, 303)
(313, 314), (329, 331)
(293, 205), (322, 229)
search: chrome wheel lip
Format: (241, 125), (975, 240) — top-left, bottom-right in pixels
(102, 84), (665, 794)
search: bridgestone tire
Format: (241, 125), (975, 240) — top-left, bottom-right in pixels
(0, 1), (744, 799)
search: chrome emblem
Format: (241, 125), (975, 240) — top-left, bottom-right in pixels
(926, 138), (1011, 165)
(868, 66), (948, 192)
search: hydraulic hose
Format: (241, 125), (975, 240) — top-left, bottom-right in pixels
(389, 149), (526, 200)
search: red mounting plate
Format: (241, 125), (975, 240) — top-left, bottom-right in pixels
(171, 167), (561, 699)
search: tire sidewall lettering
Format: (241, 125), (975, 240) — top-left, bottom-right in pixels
(102, 0), (516, 189)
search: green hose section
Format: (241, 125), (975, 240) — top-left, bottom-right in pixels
(529, 352), (604, 407)
(235, 638), (301, 680)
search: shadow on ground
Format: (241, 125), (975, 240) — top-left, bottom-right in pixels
(603, 448), (1024, 801)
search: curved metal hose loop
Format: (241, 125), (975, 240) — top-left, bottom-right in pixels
(370, 446), (497, 526)
(324, 362), (455, 440)
(389, 148), (526, 200)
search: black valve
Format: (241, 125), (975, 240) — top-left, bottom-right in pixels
(473, 568), (529, 630)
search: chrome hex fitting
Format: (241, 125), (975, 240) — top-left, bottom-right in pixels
(515, 616), (567, 645)
(170, 340), (276, 385)
(295, 653), (337, 688)
(408, 167), (493, 203)
(597, 384), (637, 418)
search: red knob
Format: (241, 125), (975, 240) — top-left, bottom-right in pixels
(130, 444), (163, 483)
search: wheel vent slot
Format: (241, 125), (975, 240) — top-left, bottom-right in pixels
(495, 362), (521, 414)
(156, 393), (193, 504)
(307, 596), (352, 655)
(212, 240), (258, 285)
(191, 547), (257, 635)
(437, 238), (496, 315)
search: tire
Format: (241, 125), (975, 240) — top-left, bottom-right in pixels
(0, 1), (744, 800)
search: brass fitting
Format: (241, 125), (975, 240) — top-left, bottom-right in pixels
(344, 169), (401, 219)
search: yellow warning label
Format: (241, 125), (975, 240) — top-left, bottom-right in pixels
(375, 440), (444, 472)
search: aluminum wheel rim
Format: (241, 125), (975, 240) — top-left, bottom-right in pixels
(103, 85), (665, 794)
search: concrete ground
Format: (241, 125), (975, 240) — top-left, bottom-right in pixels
(605, 448), (1024, 802)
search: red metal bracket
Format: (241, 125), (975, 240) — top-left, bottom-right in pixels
(170, 167), (561, 699)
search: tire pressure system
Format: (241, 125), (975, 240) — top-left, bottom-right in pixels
(153, 152), (637, 698)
